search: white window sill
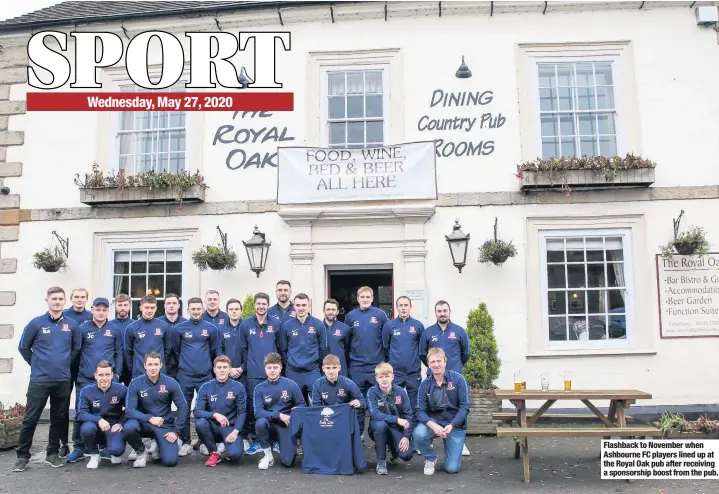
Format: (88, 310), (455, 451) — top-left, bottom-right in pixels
(526, 349), (657, 359)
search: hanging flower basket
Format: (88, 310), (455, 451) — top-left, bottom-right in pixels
(479, 218), (518, 266)
(191, 226), (238, 272)
(33, 247), (67, 272)
(660, 211), (710, 259)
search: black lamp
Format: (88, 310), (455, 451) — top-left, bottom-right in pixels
(446, 219), (470, 273)
(455, 56), (472, 79)
(243, 225), (271, 278)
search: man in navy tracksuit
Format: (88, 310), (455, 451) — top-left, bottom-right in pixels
(268, 280), (295, 323)
(253, 353), (305, 469)
(345, 286), (388, 436)
(278, 293), (327, 404)
(367, 362), (415, 474)
(193, 355), (247, 467)
(76, 360), (127, 468)
(111, 294), (134, 386)
(322, 299), (351, 377)
(239, 293), (281, 452)
(419, 300), (470, 375)
(67, 297), (124, 463)
(173, 297), (223, 456)
(14, 286), (82, 472)
(123, 352), (188, 467)
(311, 354), (365, 410)
(382, 296), (425, 411)
(158, 293), (187, 378)
(202, 289), (229, 326)
(415, 348), (470, 475)
(124, 295), (173, 378)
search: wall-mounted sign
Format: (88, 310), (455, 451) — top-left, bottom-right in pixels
(656, 253), (719, 338)
(276, 141), (437, 205)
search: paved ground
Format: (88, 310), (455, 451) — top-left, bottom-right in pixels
(0, 425), (714, 493)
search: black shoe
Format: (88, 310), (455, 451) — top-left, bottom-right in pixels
(58, 445), (69, 459)
(44, 454), (64, 468)
(12, 459), (28, 472)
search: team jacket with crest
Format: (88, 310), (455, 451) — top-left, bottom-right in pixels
(253, 376), (305, 419)
(366, 384), (415, 438)
(268, 303), (295, 324)
(19, 313), (81, 383)
(239, 315), (281, 380)
(382, 316), (425, 376)
(311, 375), (366, 408)
(418, 322), (471, 374)
(202, 310), (229, 327)
(126, 373), (188, 432)
(77, 382), (128, 425)
(110, 316), (134, 335)
(63, 307), (92, 326)
(173, 318), (223, 380)
(78, 320), (124, 382)
(193, 378), (247, 431)
(124, 318), (173, 378)
(345, 306), (388, 372)
(218, 319), (243, 368)
(417, 370), (470, 430)
(323, 320), (351, 376)
(278, 315), (328, 373)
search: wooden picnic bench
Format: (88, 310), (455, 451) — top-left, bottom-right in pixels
(493, 389), (660, 483)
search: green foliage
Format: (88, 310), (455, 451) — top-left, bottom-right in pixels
(462, 302), (501, 389)
(479, 239), (517, 266)
(657, 412), (686, 438)
(191, 245), (237, 271)
(33, 247), (67, 272)
(74, 163), (207, 203)
(242, 294), (256, 319)
(660, 225), (710, 259)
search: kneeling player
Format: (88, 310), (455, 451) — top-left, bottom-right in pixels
(194, 356), (247, 467)
(76, 360), (127, 469)
(253, 352), (305, 469)
(367, 363), (414, 475)
(311, 354), (365, 410)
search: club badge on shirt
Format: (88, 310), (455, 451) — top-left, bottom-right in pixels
(308, 326), (316, 334)
(281, 390), (288, 400)
(104, 329), (112, 337)
(62, 324), (70, 331)
(218, 319), (225, 325)
(155, 328), (162, 336)
(110, 396), (119, 404)
(158, 385), (167, 393)
(409, 326), (417, 333)
(447, 382), (455, 391)
(227, 391), (234, 399)
(201, 329), (208, 337)
(395, 395), (402, 404)
(370, 317), (378, 324)
(338, 389), (345, 397)
(449, 332), (457, 339)
(334, 329), (341, 336)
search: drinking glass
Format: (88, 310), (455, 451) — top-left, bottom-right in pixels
(563, 371), (572, 392)
(541, 373), (550, 391)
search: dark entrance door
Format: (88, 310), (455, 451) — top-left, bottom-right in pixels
(327, 269), (393, 323)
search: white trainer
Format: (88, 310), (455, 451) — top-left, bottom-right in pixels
(133, 451), (148, 468)
(424, 459), (436, 475)
(462, 444), (470, 456)
(147, 440), (157, 454)
(128, 449), (137, 461)
(217, 443), (226, 454)
(258, 453), (274, 470)
(86, 454), (100, 469)
(179, 443), (193, 457)
(110, 455), (123, 464)
(199, 444), (209, 456)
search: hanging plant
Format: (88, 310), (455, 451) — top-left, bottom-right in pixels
(33, 246), (67, 272)
(479, 218), (518, 266)
(191, 226), (238, 271)
(660, 210), (710, 259)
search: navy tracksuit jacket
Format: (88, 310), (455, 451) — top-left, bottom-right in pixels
(417, 370), (471, 430)
(19, 313), (81, 383)
(323, 320), (351, 377)
(124, 318), (173, 378)
(173, 318), (223, 381)
(311, 375), (366, 409)
(268, 303), (295, 323)
(279, 316), (327, 400)
(193, 378), (247, 431)
(239, 315), (282, 381)
(112, 316), (135, 385)
(218, 319), (243, 368)
(367, 384), (415, 461)
(202, 310), (229, 327)
(159, 315), (187, 377)
(382, 316), (424, 409)
(125, 374), (188, 433)
(63, 307), (92, 326)
(419, 322), (471, 374)
(76, 381), (128, 456)
(77, 320), (124, 383)
(253, 376), (305, 465)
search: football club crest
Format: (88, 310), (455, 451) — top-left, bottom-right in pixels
(110, 396), (118, 404)
(281, 390), (288, 399)
(409, 326), (417, 333)
(449, 332), (457, 339)
(266, 326), (274, 333)
(62, 324), (70, 331)
(201, 329), (208, 337)
(308, 327), (316, 334)
(447, 382), (455, 391)
(370, 317), (378, 324)
(395, 395), (402, 404)
(155, 328), (162, 336)
(219, 319), (225, 325)
(334, 329), (341, 336)
(159, 385), (167, 393)
(338, 389), (345, 397)
(104, 329), (112, 337)
(227, 391), (234, 399)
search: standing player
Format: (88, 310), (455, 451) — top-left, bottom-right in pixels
(202, 290), (229, 326)
(111, 294), (134, 387)
(268, 280), (295, 323)
(322, 299), (351, 377)
(158, 293), (187, 378)
(124, 295), (173, 379)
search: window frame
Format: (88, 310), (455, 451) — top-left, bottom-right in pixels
(319, 64), (391, 148)
(538, 227), (636, 351)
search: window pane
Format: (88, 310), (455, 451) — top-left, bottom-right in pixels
(347, 96), (364, 118)
(366, 121), (383, 144)
(575, 63), (594, 86)
(540, 114), (558, 137)
(542, 138), (559, 159)
(166, 251), (182, 273)
(136, 112), (151, 130)
(566, 238), (584, 262)
(366, 95), (383, 118)
(152, 111), (168, 129)
(329, 122), (346, 144)
(608, 312), (626, 339)
(170, 133), (185, 152)
(607, 289), (626, 310)
(119, 134), (135, 155)
(329, 96), (345, 118)
(114, 275), (129, 296)
(556, 64), (574, 86)
(347, 122), (364, 143)
(158, 131), (170, 154)
(560, 138), (576, 158)
(155, 299), (166, 319)
(567, 265), (586, 288)
(148, 251), (164, 273)
(148, 275), (164, 297)
(548, 291), (567, 315)
(606, 237), (624, 261)
(587, 264), (605, 287)
(131, 300), (141, 320)
(559, 114), (575, 136)
(537, 64), (556, 87)
(568, 316), (586, 339)
(596, 86), (615, 109)
(365, 71), (383, 93)
(599, 137), (617, 157)
(131, 275), (146, 298)
(587, 290), (604, 314)
(579, 113), (597, 136)
(580, 137), (598, 157)
(588, 316), (607, 340)
(120, 112), (134, 130)
(549, 317), (567, 341)
(607, 264), (626, 288)
(328, 73), (345, 95)
(131, 251), (147, 273)
(597, 114), (616, 135)
(558, 87), (574, 111)
(169, 112), (185, 128)
(539, 88), (557, 111)
(114, 251), (130, 274)
(594, 63), (613, 85)
(577, 87), (595, 110)
(586, 238), (604, 261)
(166, 275), (182, 297)
(347, 72), (363, 94)
(547, 265), (566, 289)
(546, 239), (565, 262)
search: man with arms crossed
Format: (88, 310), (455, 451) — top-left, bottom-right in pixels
(253, 352), (305, 470)
(14, 286), (81, 472)
(202, 290), (229, 327)
(123, 352), (188, 467)
(345, 286), (388, 437)
(322, 299), (351, 377)
(76, 360), (127, 469)
(415, 348), (470, 475)
(367, 362), (415, 475)
(268, 280), (295, 323)
(193, 355), (247, 466)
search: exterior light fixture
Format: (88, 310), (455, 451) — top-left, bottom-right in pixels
(243, 225), (271, 278)
(446, 219), (470, 273)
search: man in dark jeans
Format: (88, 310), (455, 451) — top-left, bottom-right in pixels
(14, 286), (81, 472)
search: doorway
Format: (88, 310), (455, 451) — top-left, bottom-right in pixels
(327, 268), (393, 323)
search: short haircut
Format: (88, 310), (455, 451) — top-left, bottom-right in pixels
(322, 354), (340, 366)
(294, 293), (309, 302)
(205, 290), (220, 297)
(254, 292), (270, 304)
(95, 360), (113, 371)
(144, 351), (162, 364)
(164, 293), (180, 302)
(357, 286), (373, 296)
(187, 297), (203, 307)
(226, 298), (242, 310)
(323, 298), (339, 310)
(276, 280), (291, 288)
(375, 362), (393, 375)
(115, 293), (130, 303)
(396, 295), (412, 306)
(47, 286), (65, 297)
(435, 300), (451, 311)
(71, 288), (89, 298)
(214, 355), (231, 367)
(140, 295), (157, 306)
(264, 352), (282, 367)
(427, 347), (447, 361)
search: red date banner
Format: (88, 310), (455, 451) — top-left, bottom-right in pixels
(26, 92), (293, 111)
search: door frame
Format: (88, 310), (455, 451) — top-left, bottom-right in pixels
(326, 264), (395, 318)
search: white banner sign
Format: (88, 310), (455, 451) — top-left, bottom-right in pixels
(277, 141), (438, 204)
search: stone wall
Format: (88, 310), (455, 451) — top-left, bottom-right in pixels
(467, 389), (502, 435)
(0, 44), (28, 375)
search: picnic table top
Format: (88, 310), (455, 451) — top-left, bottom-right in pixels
(494, 389), (652, 400)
